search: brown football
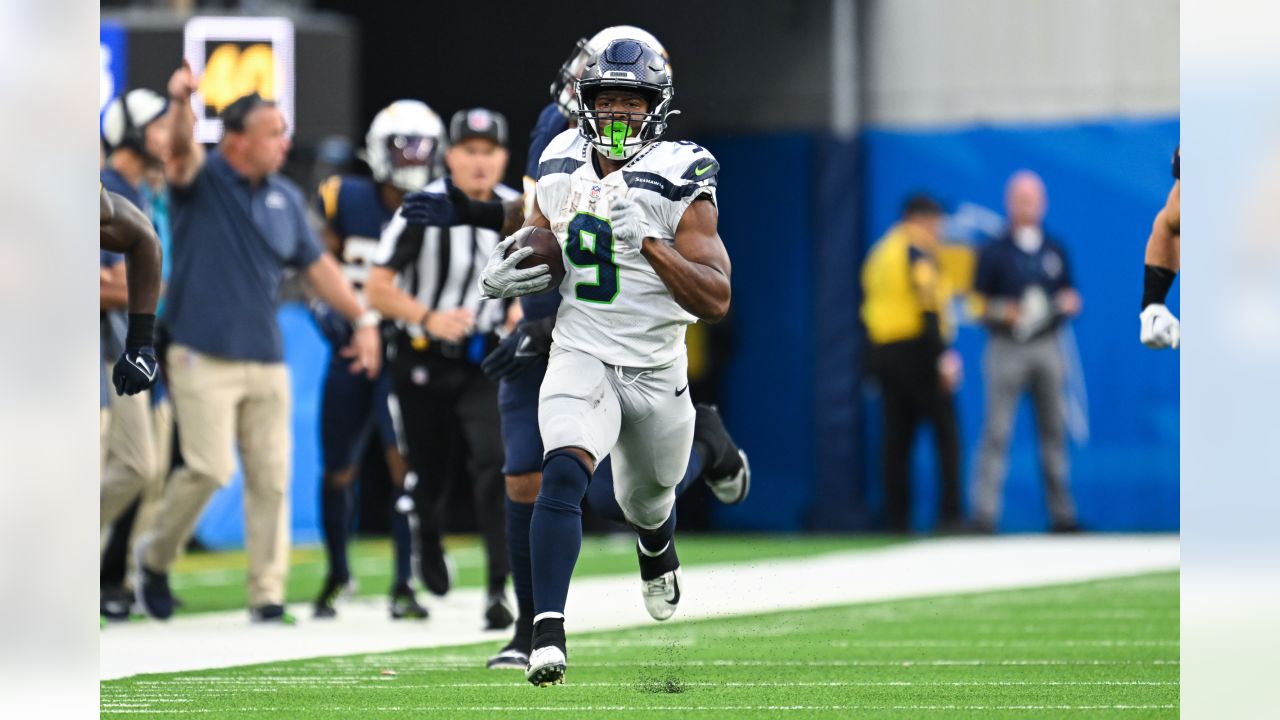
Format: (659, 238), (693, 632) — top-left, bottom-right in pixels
(506, 226), (565, 293)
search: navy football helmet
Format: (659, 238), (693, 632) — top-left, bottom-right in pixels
(575, 39), (674, 161)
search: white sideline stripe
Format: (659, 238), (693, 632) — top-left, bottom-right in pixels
(100, 535), (1179, 680)
(101, 704), (1179, 714)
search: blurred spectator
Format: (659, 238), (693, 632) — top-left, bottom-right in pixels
(365, 108), (519, 630)
(99, 89), (169, 620)
(134, 64), (380, 624)
(861, 194), (964, 533)
(971, 170), (1082, 533)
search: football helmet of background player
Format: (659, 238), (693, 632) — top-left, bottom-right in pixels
(363, 100), (447, 192)
(575, 39), (675, 162)
(101, 88), (168, 164)
(551, 25), (668, 119)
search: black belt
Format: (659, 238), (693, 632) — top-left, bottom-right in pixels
(397, 329), (500, 364)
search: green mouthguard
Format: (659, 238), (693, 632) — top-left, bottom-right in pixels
(601, 121), (632, 157)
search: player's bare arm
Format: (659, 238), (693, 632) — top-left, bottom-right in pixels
(99, 189), (162, 317)
(164, 60), (206, 187)
(523, 193), (552, 231)
(1144, 180), (1180, 272)
(640, 197), (732, 323)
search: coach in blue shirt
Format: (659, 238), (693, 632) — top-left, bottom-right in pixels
(135, 63), (380, 624)
(971, 170), (1082, 534)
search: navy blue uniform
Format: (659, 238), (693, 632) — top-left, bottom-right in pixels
(313, 174), (413, 595)
(315, 175), (399, 471)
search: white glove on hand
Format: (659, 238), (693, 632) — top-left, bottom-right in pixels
(609, 196), (646, 252)
(478, 237), (552, 299)
(1139, 304), (1180, 349)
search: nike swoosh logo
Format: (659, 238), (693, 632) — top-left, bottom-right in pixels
(514, 336), (538, 357)
(667, 576), (681, 605)
(693, 163), (714, 177)
(132, 356), (157, 381)
(675, 384), (688, 396)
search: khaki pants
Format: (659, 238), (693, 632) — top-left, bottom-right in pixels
(143, 344), (292, 607)
(101, 372), (157, 533)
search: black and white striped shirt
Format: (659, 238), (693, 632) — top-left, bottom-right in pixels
(373, 178), (521, 336)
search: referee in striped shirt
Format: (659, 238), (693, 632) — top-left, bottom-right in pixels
(366, 108), (521, 629)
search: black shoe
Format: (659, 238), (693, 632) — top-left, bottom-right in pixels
(418, 533), (453, 597)
(637, 539), (682, 621)
(526, 617), (567, 686)
(1051, 520), (1083, 534)
(693, 404), (750, 505)
(134, 564), (174, 621)
(250, 604), (297, 625)
(100, 585), (133, 622)
(390, 583), (429, 620)
(313, 575), (349, 619)
(485, 592), (515, 630)
(488, 615), (532, 669)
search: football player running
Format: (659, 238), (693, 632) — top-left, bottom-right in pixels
(309, 100), (443, 621)
(1140, 146), (1180, 349)
(478, 39), (737, 687)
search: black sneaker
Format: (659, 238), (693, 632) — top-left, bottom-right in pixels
(389, 583), (429, 620)
(250, 604), (297, 625)
(637, 539), (682, 621)
(526, 617), (567, 686)
(693, 404), (751, 505)
(487, 615), (532, 669)
(133, 542), (175, 621)
(484, 592), (515, 630)
(313, 575), (349, 619)
(100, 585), (133, 622)
(418, 533), (453, 597)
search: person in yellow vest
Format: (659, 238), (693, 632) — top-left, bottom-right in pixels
(861, 194), (963, 534)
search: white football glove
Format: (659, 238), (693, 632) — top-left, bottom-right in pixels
(478, 237), (552, 299)
(609, 196), (646, 252)
(1139, 303), (1180, 349)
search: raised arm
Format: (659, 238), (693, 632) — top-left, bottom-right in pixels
(163, 60), (206, 188)
(639, 197), (732, 323)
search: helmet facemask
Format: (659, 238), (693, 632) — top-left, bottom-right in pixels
(383, 134), (441, 192)
(574, 40), (674, 163)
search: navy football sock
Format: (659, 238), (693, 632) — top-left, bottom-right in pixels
(506, 497), (535, 621)
(390, 494), (413, 587)
(321, 484), (354, 582)
(638, 508), (677, 556)
(530, 450), (591, 616)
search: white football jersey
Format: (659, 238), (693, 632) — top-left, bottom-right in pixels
(534, 129), (720, 368)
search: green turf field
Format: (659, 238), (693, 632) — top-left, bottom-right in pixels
(102, 570), (1178, 719)
(166, 534), (904, 614)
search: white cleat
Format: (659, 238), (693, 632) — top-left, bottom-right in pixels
(705, 449), (751, 505)
(642, 567), (682, 621)
(525, 646), (566, 686)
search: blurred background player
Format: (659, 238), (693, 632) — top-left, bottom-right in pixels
(470, 27), (750, 672)
(309, 100), (445, 621)
(971, 171), (1083, 534)
(99, 88), (171, 620)
(1140, 147), (1181, 349)
(860, 193), (964, 534)
(135, 63), (379, 624)
(366, 108), (519, 630)
(478, 39), (740, 686)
